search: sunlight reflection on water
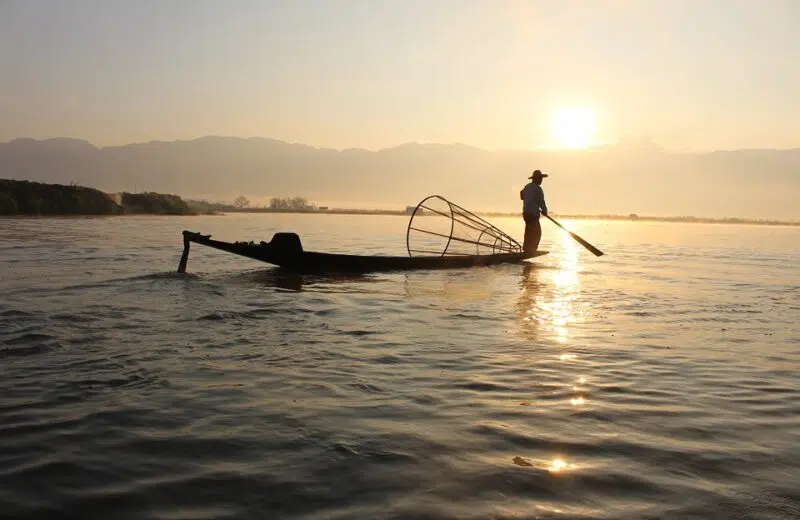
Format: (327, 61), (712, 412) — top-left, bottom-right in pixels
(517, 227), (584, 345)
(512, 224), (597, 484)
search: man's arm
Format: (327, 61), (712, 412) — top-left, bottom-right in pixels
(538, 186), (548, 215)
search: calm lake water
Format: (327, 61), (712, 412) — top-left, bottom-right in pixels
(1, 213), (798, 520)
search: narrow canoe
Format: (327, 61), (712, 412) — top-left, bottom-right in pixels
(178, 230), (548, 274)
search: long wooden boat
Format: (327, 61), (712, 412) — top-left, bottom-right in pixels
(177, 195), (548, 274)
(178, 230), (548, 273)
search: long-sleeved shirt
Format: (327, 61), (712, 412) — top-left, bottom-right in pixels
(520, 182), (548, 217)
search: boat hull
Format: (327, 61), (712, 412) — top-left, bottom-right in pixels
(181, 230), (547, 274)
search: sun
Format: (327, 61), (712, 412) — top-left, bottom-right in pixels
(551, 107), (596, 149)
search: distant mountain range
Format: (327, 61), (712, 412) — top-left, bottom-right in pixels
(1, 136), (798, 219)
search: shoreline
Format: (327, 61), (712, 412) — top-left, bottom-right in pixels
(0, 212), (215, 218)
(219, 208), (800, 227)
(2, 180), (796, 226)
(3, 208), (797, 226)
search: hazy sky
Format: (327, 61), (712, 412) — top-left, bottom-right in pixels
(1, 0), (798, 152)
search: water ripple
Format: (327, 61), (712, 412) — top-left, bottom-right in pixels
(0, 216), (798, 519)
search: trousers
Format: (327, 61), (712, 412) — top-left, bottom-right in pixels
(522, 213), (541, 257)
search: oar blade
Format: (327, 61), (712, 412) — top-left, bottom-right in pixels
(570, 232), (604, 256)
(544, 214), (604, 257)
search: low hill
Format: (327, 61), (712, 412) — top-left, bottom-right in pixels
(0, 179), (194, 216)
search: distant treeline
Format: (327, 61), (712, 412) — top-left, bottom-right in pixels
(0, 179), (194, 216)
(187, 196), (317, 213)
(119, 192), (192, 215)
(226, 207), (407, 215)
(479, 210), (800, 226)
(208, 194), (413, 215)
(268, 196), (312, 211)
(185, 199), (234, 213)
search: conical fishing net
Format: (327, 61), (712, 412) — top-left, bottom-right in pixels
(406, 195), (521, 258)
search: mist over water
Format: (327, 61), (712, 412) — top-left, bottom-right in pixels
(1, 214), (798, 519)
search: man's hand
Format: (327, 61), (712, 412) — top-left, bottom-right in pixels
(541, 209), (548, 216)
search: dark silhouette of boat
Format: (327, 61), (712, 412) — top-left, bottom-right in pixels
(177, 195), (548, 274)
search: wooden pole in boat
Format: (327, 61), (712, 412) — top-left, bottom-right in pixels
(177, 231), (191, 273)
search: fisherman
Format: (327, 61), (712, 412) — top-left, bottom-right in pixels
(520, 169), (548, 257)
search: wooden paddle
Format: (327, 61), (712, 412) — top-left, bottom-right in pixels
(544, 214), (604, 257)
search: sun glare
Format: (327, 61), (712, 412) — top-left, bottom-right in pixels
(551, 107), (596, 149)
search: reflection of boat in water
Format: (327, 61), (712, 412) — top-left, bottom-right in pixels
(177, 195), (548, 274)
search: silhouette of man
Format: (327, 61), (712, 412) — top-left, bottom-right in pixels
(520, 169), (548, 257)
